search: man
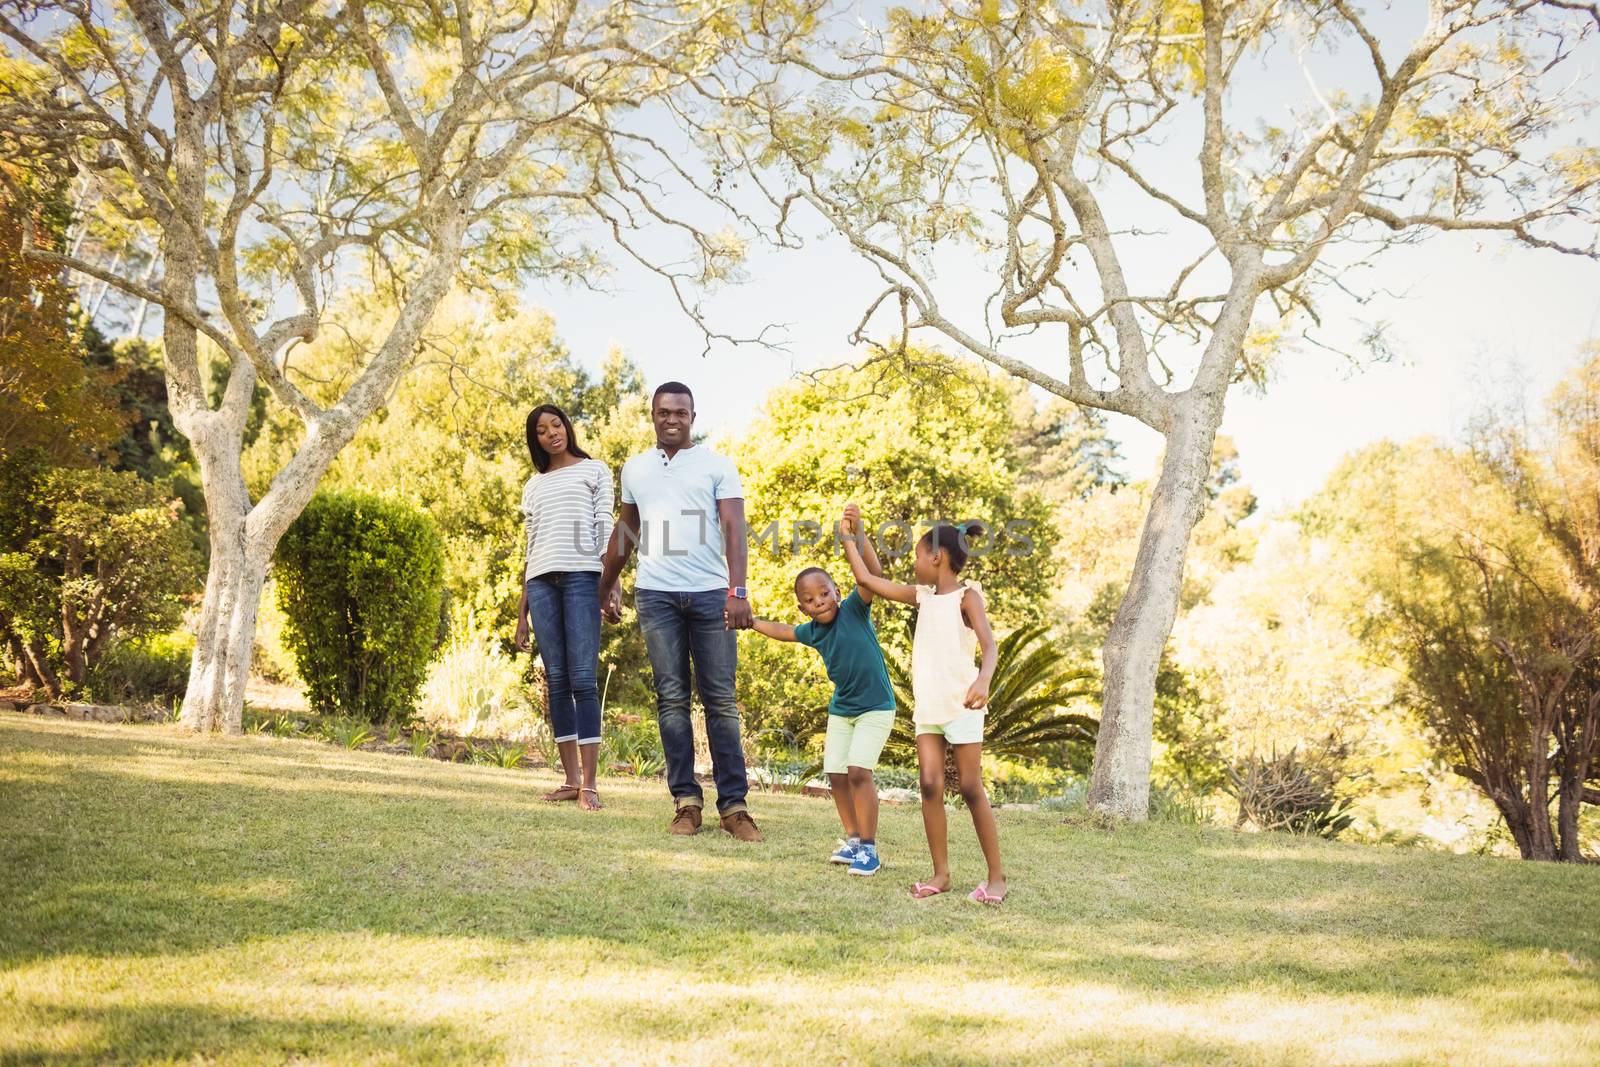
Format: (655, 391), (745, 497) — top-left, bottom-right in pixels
(598, 382), (761, 841)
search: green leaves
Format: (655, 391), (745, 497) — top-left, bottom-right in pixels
(882, 622), (1099, 766)
(276, 491), (446, 724)
(0, 456), (201, 694)
(729, 349), (1066, 737)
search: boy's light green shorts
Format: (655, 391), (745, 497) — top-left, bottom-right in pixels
(915, 710), (986, 746)
(823, 709), (896, 775)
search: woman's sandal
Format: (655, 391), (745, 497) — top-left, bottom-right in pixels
(909, 882), (947, 900)
(578, 787), (603, 812)
(542, 784), (581, 803)
(968, 882), (1006, 906)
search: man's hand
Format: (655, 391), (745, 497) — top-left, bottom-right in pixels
(724, 595), (754, 631)
(513, 614), (531, 653)
(963, 677), (990, 710)
(601, 584), (623, 624)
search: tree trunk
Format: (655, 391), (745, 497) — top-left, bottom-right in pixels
(181, 529), (269, 734)
(1556, 777), (1583, 861)
(1523, 724), (1560, 861)
(176, 381), (258, 734)
(58, 544), (88, 685)
(7, 633), (59, 698)
(1494, 787), (1558, 861)
(1088, 403), (1221, 820)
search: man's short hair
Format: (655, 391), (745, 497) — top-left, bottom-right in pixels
(652, 381), (695, 411)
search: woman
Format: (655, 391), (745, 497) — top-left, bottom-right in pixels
(513, 404), (614, 811)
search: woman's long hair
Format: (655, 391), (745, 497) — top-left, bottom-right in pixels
(526, 404), (592, 473)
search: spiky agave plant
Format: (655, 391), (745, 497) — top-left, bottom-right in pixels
(883, 623), (1099, 790)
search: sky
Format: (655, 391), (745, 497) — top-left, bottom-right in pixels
(519, 5), (1600, 513)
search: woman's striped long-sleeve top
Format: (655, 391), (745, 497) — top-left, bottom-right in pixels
(520, 459), (614, 579)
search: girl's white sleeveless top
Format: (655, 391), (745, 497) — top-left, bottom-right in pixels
(911, 582), (982, 725)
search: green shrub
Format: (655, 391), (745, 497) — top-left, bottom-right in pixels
(600, 716), (666, 777)
(1148, 781), (1208, 825)
(419, 609), (529, 737)
(319, 717), (376, 750)
(275, 492), (444, 724)
(871, 764), (920, 791)
(474, 742), (528, 769)
(81, 631), (193, 704)
(0, 456), (202, 696)
(409, 728), (439, 759)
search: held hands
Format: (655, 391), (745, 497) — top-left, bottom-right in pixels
(601, 584), (623, 625)
(840, 502), (861, 539)
(724, 595), (754, 631)
(963, 677), (990, 710)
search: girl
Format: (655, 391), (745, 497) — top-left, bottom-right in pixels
(841, 510), (1007, 904)
(513, 404), (614, 812)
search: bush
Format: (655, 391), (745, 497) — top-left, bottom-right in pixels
(601, 716), (666, 777)
(1224, 741), (1354, 838)
(275, 492), (444, 724)
(883, 624), (1099, 770)
(1148, 781), (1209, 825)
(419, 609), (537, 738)
(0, 456), (202, 696)
(81, 631), (193, 705)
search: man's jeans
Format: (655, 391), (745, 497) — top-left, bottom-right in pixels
(526, 571), (602, 744)
(635, 588), (748, 815)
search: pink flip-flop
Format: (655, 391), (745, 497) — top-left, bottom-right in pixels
(968, 882), (1006, 906)
(909, 882), (947, 900)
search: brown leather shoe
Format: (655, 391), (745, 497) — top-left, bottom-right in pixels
(669, 805), (702, 835)
(721, 810), (763, 842)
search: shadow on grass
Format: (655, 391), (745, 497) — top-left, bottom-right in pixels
(4, 716), (1598, 1014)
(3, 1000), (496, 1065)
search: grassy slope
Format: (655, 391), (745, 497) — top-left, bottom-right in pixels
(1, 713), (1597, 1067)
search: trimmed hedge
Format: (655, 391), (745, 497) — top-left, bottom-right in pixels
(275, 492), (444, 723)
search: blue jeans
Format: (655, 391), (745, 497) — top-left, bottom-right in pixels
(525, 571), (602, 744)
(635, 588), (748, 814)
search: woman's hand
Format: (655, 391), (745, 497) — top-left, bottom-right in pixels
(601, 583), (623, 624)
(513, 614), (531, 654)
(963, 678), (990, 710)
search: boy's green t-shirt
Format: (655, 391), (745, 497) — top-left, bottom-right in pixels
(793, 589), (897, 718)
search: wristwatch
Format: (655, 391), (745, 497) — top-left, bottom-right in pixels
(727, 586), (748, 599)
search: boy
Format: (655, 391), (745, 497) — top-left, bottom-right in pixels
(751, 504), (897, 875)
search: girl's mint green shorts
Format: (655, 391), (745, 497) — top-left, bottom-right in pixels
(823, 709), (896, 774)
(915, 710), (986, 746)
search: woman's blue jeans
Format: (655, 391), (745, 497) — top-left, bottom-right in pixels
(525, 571), (602, 744)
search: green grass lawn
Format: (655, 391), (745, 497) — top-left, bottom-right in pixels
(2, 713), (1598, 1066)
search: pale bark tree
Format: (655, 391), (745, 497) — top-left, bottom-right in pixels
(1, 0), (772, 732)
(732, 0), (1600, 817)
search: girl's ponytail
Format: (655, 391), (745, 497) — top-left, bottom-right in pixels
(921, 520), (987, 573)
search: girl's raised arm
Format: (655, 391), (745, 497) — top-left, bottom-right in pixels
(842, 502), (886, 604)
(842, 527), (917, 605)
